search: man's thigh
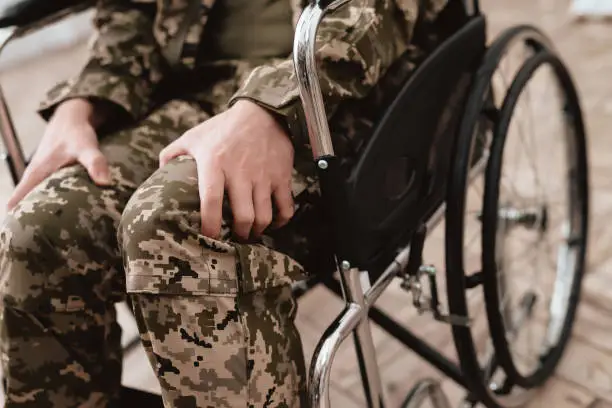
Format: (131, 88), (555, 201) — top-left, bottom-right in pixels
(99, 99), (210, 191)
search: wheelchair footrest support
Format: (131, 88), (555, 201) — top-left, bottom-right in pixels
(399, 225), (470, 327)
(401, 264), (471, 327)
(399, 229), (471, 327)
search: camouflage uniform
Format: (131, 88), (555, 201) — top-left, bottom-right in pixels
(0, 0), (452, 406)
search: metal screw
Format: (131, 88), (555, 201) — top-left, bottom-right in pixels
(341, 260), (351, 271)
(317, 160), (328, 170)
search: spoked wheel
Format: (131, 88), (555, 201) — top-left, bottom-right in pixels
(482, 41), (588, 388)
(445, 25), (587, 408)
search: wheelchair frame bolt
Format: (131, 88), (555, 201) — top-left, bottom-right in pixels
(317, 160), (329, 170)
(341, 260), (351, 271)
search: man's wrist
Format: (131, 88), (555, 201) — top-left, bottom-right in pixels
(54, 98), (97, 125)
(232, 99), (292, 136)
(55, 97), (125, 130)
(232, 98), (303, 142)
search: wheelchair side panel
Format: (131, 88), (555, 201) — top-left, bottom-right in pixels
(342, 16), (487, 275)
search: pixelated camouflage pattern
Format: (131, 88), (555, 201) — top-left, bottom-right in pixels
(39, 0), (167, 121)
(1, 77), (320, 407)
(229, 0), (448, 120)
(39, 0), (449, 132)
(130, 284), (306, 408)
(120, 156), (310, 407)
(0, 99), (209, 407)
(3, 0), (453, 406)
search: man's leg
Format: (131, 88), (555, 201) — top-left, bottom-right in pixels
(0, 100), (208, 407)
(120, 156), (316, 408)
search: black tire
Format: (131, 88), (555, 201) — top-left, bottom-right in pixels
(482, 49), (588, 389)
(445, 25), (565, 408)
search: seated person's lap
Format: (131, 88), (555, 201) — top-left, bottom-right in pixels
(0, 0), (460, 405)
(0, 94), (314, 406)
(0, 41), (435, 408)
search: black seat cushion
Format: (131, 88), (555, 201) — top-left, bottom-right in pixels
(0, 0), (91, 29)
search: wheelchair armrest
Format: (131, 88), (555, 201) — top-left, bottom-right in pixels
(0, 0), (93, 29)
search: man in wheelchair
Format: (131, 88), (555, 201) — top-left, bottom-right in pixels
(0, 0), (467, 406)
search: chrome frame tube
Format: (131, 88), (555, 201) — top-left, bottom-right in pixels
(345, 268), (386, 408)
(293, 1), (351, 159)
(0, 3), (95, 184)
(309, 266), (392, 408)
(308, 209), (447, 407)
(0, 27), (26, 182)
(292, 0), (483, 157)
(294, 1), (487, 406)
(309, 303), (363, 408)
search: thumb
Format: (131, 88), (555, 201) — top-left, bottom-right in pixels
(159, 140), (188, 168)
(79, 148), (112, 186)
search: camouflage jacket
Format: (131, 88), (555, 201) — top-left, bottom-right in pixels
(39, 0), (448, 134)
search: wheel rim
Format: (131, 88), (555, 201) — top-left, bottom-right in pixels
(483, 49), (588, 388)
(445, 25), (584, 408)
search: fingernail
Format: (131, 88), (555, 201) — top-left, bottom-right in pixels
(98, 173), (112, 185)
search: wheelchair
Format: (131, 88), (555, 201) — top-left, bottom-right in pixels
(0, 0), (590, 407)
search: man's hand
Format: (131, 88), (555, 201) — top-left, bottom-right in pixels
(7, 98), (111, 210)
(160, 100), (295, 240)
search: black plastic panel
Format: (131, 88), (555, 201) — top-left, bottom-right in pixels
(341, 16), (487, 275)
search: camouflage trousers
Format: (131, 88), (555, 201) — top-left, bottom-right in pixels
(0, 97), (318, 408)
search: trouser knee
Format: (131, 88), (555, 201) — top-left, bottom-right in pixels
(1, 211), (76, 313)
(0, 202), (119, 315)
(120, 157), (308, 406)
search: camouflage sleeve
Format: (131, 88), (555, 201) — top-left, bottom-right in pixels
(228, 0), (448, 141)
(38, 0), (166, 121)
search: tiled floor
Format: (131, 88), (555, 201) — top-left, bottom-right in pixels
(1, 0), (612, 407)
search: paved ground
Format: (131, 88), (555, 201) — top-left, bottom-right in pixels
(1, 0), (612, 406)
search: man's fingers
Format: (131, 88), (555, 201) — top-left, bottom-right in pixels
(197, 160), (225, 239)
(252, 183), (273, 238)
(159, 140), (187, 168)
(7, 160), (55, 210)
(272, 183), (295, 228)
(227, 177), (255, 240)
(79, 148), (112, 186)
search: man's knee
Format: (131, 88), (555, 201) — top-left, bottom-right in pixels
(119, 155), (307, 297)
(0, 203), (103, 313)
(0, 206), (63, 312)
(119, 156), (201, 260)
(118, 156), (239, 295)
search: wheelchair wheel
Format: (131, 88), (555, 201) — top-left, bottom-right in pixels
(482, 48), (588, 388)
(444, 25), (586, 407)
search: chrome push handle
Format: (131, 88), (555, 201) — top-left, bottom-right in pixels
(292, 0), (355, 160)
